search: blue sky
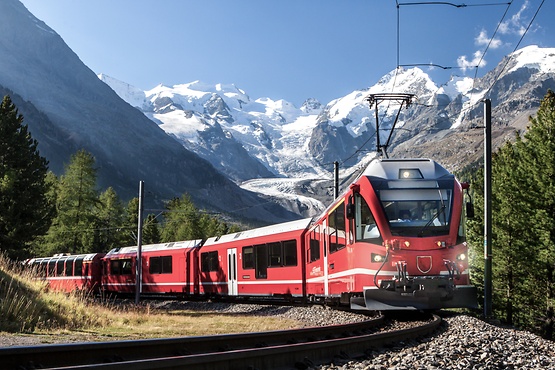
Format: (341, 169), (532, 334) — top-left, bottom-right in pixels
(19, 0), (554, 106)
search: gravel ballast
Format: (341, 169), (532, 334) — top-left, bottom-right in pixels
(313, 314), (555, 370)
(1, 302), (554, 369)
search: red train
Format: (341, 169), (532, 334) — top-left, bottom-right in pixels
(25, 253), (105, 293)
(26, 158), (477, 310)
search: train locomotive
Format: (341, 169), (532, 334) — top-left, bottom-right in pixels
(26, 157), (477, 311)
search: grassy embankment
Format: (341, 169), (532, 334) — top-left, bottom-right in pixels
(0, 253), (298, 341)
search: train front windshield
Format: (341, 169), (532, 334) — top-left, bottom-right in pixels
(377, 185), (453, 237)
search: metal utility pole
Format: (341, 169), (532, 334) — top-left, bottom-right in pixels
(483, 99), (493, 319)
(333, 161), (339, 199)
(135, 180), (144, 305)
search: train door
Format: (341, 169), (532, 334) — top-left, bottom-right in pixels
(322, 219), (329, 296)
(227, 248), (238, 295)
(180, 254), (189, 294)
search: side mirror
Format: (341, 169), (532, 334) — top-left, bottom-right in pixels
(463, 184), (474, 219)
(466, 202), (475, 219)
(346, 197), (355, 220)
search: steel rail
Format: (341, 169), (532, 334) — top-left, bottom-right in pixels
(3, 314), (442, 370)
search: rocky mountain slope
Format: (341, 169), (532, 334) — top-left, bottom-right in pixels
(102, 45), (555, 217)
(0, 0), (298, 224)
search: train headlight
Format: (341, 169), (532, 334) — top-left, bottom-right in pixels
(399, 168), (423, 179)
(457, 253), (466, 261)
(372, 253), (386, 263)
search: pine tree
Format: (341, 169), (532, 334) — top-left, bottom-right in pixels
(0, 95), (52, 259)
(122, 197), (161, 246)
(491, 139), (540, 327)
(519, 89), (555, 339)
(122, 197), (139, 246)
(142, 214), (161, 245)
(463, 166), (485, 312)
(42, 150), (100, 254)
(160, 193), (239, 243)
(451, 91), (555, 338)
(160, 194), (202, 241)
(94, 187), (126, 252)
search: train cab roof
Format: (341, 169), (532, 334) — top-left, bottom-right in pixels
(204, 217), (313, 246)
(362, 158), (453, 181)
(105, 239), (203, 257)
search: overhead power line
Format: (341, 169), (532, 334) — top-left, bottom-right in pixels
(397, 1), (511, 7)
(483, 0), (546, 98)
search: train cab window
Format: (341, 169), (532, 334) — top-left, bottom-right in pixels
(111, 259), (133, 275)
(283, 240), (297, 266)
(309, 238), (320, 262)
(74, 258), (83, 276)
(242, 247), (254, 269)
(201, 251), (219, 272)
(149, 256), (173, 274)
(308, 226), (320, 262)
(378, 186), (453, 237)
(65, 258), (75, 276)
(329, 201), (346, 254)
(354, 193), (382, 243)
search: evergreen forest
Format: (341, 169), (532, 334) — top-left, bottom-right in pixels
(464, 89), (555, 339)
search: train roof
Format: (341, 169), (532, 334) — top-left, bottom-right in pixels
(27, 253), (103, 263)
(204, 217), (313, 246)
(362, 158), (452, 180)
(105, 239), (203, 256)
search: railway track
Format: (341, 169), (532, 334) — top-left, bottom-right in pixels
(3, 314), (441, 370)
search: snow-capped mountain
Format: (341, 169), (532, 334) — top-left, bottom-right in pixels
(98, 76), (325, 182)
(101, 45), (555, 217)
(100, 66), (462, 182)
(6, 0), (554, 223)
(390, 45), (555, 169)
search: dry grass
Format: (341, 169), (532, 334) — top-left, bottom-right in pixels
(0, 253), (298, 339)
(86, 305), (298, 339)
(0, 253), (108, 332)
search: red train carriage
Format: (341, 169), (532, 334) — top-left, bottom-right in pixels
(312, 158), (477, 310)
(102, 240), (203, 295)
(25, 253), (105, 293)
(200, 218), (312, 299)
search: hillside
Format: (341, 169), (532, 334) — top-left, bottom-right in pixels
(0, 0), (298, 224)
